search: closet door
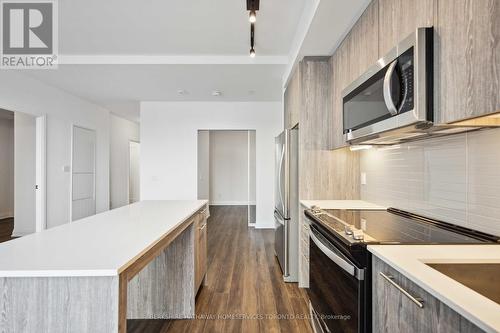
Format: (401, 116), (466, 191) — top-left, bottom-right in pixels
(71, 126), (96, 221)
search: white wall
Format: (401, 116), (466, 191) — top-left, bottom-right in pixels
(13, 113), (36, 235)
(197, 130), (210, 200)
(0, 117), (14, 219)
(361, 128), (500, 237)
(110, 114), (140, 209)
(141, 102), (282, 228)
(0, 71), (110, 229)
(209, 130), (249, 205)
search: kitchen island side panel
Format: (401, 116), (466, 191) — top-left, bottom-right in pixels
(0, 276), (119, 333)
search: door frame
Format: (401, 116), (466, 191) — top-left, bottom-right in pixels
(127, 140), (140, 205)
(69, 124), (97, 222)
(35, 115), (47, 232)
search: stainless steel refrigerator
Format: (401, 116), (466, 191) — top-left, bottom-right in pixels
(274, 128), (298, 282)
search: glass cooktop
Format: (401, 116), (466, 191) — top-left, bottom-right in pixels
(312, 208), (495, 245)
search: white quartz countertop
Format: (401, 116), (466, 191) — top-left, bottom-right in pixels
(300, 200), (385, 210)
(0, 200), (207, 278)
(368, 245), (500, 333)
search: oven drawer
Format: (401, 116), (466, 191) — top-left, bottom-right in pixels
(308, 224), (366, 333)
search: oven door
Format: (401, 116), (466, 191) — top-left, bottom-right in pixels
(308, 224), (365, 333)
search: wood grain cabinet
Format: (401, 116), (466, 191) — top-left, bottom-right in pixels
(330, 1), (379, 150)
(194, 207), (208, 294)
(377, 0), (436, 57)
(372, 256), (483, 333)
(435, 0), (500, 123)
(284, 67), (301, 129)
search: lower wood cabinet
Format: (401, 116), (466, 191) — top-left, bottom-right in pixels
(194, 207), (208, 294)
(372, 256), (483, 333)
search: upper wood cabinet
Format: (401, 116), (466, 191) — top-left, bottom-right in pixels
(300, 57), (332, 151)
(347, 1), (380, 83)
(378, 0), (436, 56)
(435, 0), (500, 123)
(330, 1), (379, 150)
(284, 67), (301, 129)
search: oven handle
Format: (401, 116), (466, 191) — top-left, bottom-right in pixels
(309, 227), (365, 280)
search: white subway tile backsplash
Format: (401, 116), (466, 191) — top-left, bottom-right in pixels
(361, 128), (500, 236)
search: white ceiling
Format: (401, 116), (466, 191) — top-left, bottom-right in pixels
(22, 0), (372, 122)
(26, 64), (285, 122)
(59, 0), (305, 55)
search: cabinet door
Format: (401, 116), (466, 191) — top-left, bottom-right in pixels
(330, 50), (346, 149)
(372, 257), (483, 333)
(347, 1), (380, 83)
(330, 1), (379, 150)
(435, 0), (500, 123)
(378, 0), (435, 56)
(284, 67), (301, 129)
(300, 57), (332, 151)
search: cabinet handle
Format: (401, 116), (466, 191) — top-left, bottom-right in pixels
(379, 272), (424, 308)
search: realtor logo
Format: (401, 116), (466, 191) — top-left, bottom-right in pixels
(1, 0), (58, 69)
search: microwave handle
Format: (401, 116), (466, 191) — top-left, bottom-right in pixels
(383, 60), (399, 116)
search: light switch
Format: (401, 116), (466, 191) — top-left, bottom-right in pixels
(361, 172), (367, 185)
(62, 165), (70, 173)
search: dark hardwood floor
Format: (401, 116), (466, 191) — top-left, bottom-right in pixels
(0, 218), (14, 243)
(128, 206), (312, 333)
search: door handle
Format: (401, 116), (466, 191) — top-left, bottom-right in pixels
(383, 60), (399, 116)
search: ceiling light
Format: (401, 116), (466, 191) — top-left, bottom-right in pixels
(249, 10), (256, 23)
(212, 90), (222, 97)
(249, 48), (256, 58)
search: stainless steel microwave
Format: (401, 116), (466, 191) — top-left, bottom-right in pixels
(342, 27), (434, 145)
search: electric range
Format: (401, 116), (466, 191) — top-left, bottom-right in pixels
(304, 206), (499, 333)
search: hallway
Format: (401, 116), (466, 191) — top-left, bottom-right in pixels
(128, 206), (312, 333)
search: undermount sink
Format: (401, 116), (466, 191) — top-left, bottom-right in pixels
(426, 263), (500, 305)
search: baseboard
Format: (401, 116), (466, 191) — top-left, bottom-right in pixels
(11, 231), (30, 237)
(0, 212), (13, 220)
(210, 201), (252, 206)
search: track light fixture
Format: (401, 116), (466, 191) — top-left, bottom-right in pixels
(249, 23), (256, 57)
(249, 10), (256, 23)
(247, 0), (260, 57)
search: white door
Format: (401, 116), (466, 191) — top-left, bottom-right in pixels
(71, 126), (96, 221)
(128, 141), (140, 204)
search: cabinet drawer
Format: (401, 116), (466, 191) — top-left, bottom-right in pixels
(372, 256), (483, 333)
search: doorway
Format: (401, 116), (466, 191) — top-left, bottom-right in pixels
(197, 130), (256, 225)
(128, 141), (140, 204)
(0, 108), (46, 240)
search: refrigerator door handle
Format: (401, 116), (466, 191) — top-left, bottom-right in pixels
(277, 147), (285, 216)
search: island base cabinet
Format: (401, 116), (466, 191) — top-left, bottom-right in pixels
(372, 256), (484, 333)
(126, 224), (195, 320)
(0, 276), (119, 333)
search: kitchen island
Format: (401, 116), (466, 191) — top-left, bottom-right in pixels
(0, 200), (208, 333)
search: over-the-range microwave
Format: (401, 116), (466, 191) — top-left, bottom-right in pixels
(341, 27), (500, 145)
(342, 27), (437, 145)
